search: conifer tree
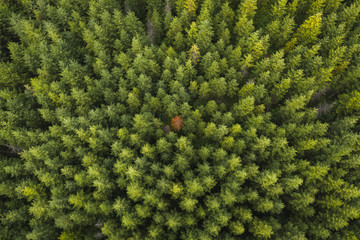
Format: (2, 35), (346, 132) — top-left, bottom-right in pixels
(1, 0), (360, 239)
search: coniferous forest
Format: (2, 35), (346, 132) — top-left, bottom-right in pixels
(1, 0), (360, 239)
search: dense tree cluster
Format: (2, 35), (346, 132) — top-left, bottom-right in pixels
(1, 0), (360, 239)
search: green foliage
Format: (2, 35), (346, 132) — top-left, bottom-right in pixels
(1, 0), (360, 239)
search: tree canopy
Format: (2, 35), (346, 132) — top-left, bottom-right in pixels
(1, 0), (360, 239)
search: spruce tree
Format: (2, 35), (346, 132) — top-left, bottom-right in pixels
(1, 0), (360, 239)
